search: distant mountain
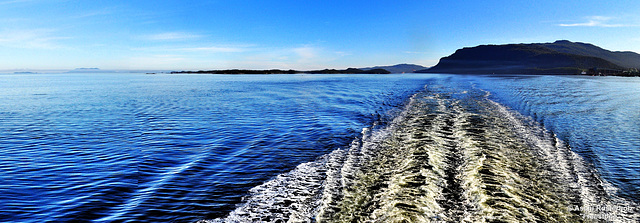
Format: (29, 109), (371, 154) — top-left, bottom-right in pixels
(419, 40), (639, 75)
(361, 64), (429, 74)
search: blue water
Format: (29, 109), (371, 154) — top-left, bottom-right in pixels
(0, 73), (429, 222)
(0, 73), (638, 222)
(466, 75), (640, 202)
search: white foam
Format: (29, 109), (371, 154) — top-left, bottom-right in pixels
(203, 85), (639, 222)
(486, 98), (639, 222)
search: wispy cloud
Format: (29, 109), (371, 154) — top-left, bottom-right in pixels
(179, 46), (250, 53)
(0, 29), (68, 49)
(226, 46), (328, 70)
(293, 46), (317, 60)
(559, 16), (633, 27)
(335, 51), (351, 57)
(142, 32), (203, 41)
(72, 7), (116, 19)
(0, 0), (35, 5)
(130, 44), (347, 70)
(133, 44), (254, 53)
(0, 17), (29, 24)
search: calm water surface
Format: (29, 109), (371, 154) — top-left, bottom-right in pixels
(0, 73), (637, 222)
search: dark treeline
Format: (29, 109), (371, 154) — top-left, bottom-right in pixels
(171, 69), (299, 74)
(588, 68), (640, 77)
(304, 68), (391, 74)
(171, 68), (391, 74)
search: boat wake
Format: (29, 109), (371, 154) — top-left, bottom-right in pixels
(203, 82), (638, 222)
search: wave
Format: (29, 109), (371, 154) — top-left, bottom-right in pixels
(202, 83), (638, 222)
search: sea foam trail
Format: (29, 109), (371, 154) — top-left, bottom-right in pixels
(203, 83), (638, 223)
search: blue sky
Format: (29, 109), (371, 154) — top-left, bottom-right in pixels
(1, 0), (639, 70)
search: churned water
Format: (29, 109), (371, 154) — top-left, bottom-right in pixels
(0, 73), (637, 222)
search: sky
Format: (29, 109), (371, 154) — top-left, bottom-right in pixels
(1, 0), (639, 71)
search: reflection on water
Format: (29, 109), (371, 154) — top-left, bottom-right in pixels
(0, 73), (430, 222)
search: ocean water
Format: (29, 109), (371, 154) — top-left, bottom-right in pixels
(0, 73), (637, 222)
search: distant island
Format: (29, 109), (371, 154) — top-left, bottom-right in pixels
(171, 69), (299, 74)
(172, 67), (400, 75)
(417, 40), (640, 76)
(305, 68), (390, 74)
(171, 64), (434, 75)
(361, 64), (429, 73)
(167, 40), (640, 77)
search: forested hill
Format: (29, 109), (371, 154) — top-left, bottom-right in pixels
(361, 64), (429, 74)
(540, 40), (640, 69)
(419, 40), (640, 75)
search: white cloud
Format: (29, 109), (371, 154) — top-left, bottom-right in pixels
(72, 7), (116, 19)
(225, 46), (327, 70)
(132, 44), (254, 54)
(335, 51), (351, 57)
(143, 32), (203, 41)
(128, 44), (350, 70)
(0, 18), (29, 24)
(293, 46), (317, 60)
(179, 46), (250, 53)
(559, 16), (632, 27)
(0, 0), (34, 5)
(226, 59), (296, 70)
(0, 28), (68, 49)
